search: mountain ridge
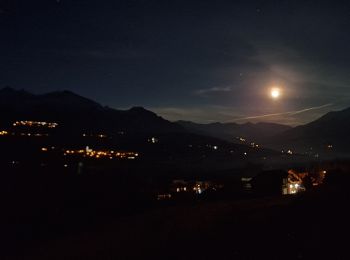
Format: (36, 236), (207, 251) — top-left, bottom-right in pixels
(3, 87), (350, 157)
(264, 106), (350, 155)
(177, 120), (292, 144)
(0, 87), (184, 134)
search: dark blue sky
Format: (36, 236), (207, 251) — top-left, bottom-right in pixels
(2, 0), (350, 125)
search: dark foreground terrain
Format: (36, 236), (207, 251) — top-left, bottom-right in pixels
(3, 169), (350, 260)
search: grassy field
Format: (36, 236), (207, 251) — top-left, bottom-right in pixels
(7, 183), (347, 260)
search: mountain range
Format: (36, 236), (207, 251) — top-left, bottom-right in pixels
(0, 87), (286, 170)
(1, 87), (350, 157)
(0, 87), (183, 134)
(178, 108), (350, 156)
(177, 120), (292, 144)
(268, 107), (350, 155)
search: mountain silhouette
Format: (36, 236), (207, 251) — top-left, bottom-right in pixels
(177, 120), (291, 144)
(0, 87), (183, 134)
(266, 107), (350, 155)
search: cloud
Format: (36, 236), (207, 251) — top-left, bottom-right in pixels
(150, 103), (335, 125)
(151, 107), (216, 123)
(289, 103), (333, 115)
(234, 103), (333, 121)
(194, 86), (232, 96)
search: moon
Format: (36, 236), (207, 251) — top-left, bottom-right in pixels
(270, 88), (281, 99)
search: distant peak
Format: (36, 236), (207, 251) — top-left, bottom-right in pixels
(208, 122), (223, 126)
(130, 106), (145, 109)
(0, 87), (33, 96)
(43, 90), (79, 97)
(127, 106), (159, 118)
(0, 86), (14, 92)
(129, 106), (148, 112)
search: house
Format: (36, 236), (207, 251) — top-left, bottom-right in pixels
(251, 170), (305, 195)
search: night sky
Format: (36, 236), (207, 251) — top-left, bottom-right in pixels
(2, 0), (350, 125)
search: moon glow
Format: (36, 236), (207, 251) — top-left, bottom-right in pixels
(270, 88), (281, 99)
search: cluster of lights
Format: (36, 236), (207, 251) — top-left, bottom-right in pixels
(41, 147), (56, 152)
(288, 183), (301, 194)
(149, 137), (158, 143)
(205, 144), (219, 150)
(237, 137), (260, 149)
(157, 194), (172, 200)
(176, 187), (187, 192)
(250, 142), (259, 148)
(19, 133), (49, 137)
(165, 180), (222, 200)
(0, 130), (48, 137)
(82, 133), (107, 138)
(13, 121), (58, 128)
(172, 180), (215, 195)
(64, 147), (139, 160)
(193, 184), (202, 194)
(0, 130), (8, 136)
(283, 168), (327, 194)
(187, 183), (212, 194)
(281, 149), (293, 155)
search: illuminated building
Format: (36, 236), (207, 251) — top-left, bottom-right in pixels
(241, 177), (253, 192)
(192, 181), (212, 194)
(281, 170), (305, 195)
(193, 184), (202, 194)
(171, 180), (188, 193)
(251, 170), (305, 195)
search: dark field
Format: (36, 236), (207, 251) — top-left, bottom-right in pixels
(2, 164), (350, 260)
